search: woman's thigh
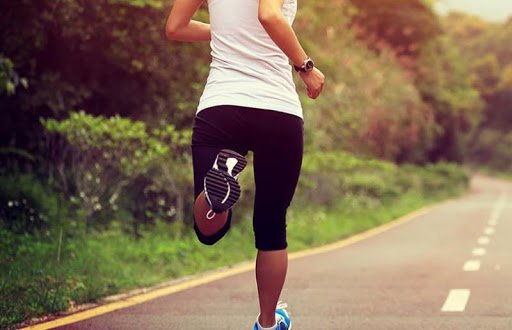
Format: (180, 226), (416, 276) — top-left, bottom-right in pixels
(191, 106), (249, 198)
(250, 110), (304, 250)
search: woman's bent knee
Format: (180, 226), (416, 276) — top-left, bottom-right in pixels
(193, 212), (232, 246)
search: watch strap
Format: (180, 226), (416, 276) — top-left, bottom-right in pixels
(294, 57), (314, 73)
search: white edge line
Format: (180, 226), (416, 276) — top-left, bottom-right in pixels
(463, 260), (481, 272)
(441, 289), (471, 312)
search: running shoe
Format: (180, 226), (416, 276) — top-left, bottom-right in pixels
(253, 302), (292, 330)
(204, 149), (247, 213)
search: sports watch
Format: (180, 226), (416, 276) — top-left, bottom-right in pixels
(294, 57), (315, 73)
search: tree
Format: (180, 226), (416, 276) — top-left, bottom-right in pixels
(0, 0), (210, 158)
(349, 0), (441, 63)
(415, 36), (484, 162)
(348, 0), (483, 163)
(470, 54), (501, 99)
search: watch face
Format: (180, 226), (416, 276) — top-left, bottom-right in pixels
(305, 59), (314, 71)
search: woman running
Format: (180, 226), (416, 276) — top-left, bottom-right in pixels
(166, 0), (324, 329)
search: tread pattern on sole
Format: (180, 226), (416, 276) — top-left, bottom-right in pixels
(204, 149), (246, 213)
(216, 149), (247, 177)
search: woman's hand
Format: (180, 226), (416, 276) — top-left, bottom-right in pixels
(300, 68), (325, 99)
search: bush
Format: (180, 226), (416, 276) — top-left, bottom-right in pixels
(42, 111), (193, 234)
(420, 162), (470, 195)
(299, 151), (400, 205)
(297, 151), (468, 206)
(470, 128), (512, 172)
(0, 174), (68, 235)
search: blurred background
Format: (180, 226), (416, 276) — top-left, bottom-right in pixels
(1, 0), (511, 327)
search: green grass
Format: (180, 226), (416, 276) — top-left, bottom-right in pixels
(1, 188), (464, 329)
(287, 192), (438, 250)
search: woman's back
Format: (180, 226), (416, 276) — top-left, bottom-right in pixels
(198, 0), (302, 118)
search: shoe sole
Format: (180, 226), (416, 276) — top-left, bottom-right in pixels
(215, 149), (247, 177)
(204, 150), (247, 213)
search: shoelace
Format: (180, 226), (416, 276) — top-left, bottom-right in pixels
(276, 301), (288, 310)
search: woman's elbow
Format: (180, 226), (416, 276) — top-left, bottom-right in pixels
(258, 10), (281, 27)
(166, 17), (185, 40)
(165, 23), (178, 40)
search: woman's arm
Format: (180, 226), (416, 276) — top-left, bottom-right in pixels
(258, 0), (306, 67)
(258, 0), (325, 99)
(165, 0), (210, 42)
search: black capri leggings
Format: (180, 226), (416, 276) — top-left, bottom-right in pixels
(191, 105), (303, 251)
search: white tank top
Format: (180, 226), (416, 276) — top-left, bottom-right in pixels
(197, 0), (303, 118)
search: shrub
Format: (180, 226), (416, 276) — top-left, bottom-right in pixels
(42, 111), (193, 234)
(0, 174), (68, 235)
(420, 162), (470, 195)
(470, 128), (512, 172)
(297, 151), (468, 206)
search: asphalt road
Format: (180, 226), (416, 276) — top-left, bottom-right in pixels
(54, 175), (512, 329)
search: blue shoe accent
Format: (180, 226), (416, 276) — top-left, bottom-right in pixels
(253, 302), (292, 330)
(276, 307), (292, 330)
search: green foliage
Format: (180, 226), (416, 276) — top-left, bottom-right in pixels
(298, 151), (468, 207)
(344, 3), (485, 163)
(0, 174), (68, 235)
(0, 229), (77, 328)
(471, 129), (512, 171)
(349, 0), (441, 58)
(453, 18), (512, 68)
(0, 0), (208, 121)
(498, 64), (512, 91)
(296, 0), (483, 164)
(443, 13), (512, 170)
(415, 35), (484, 162)
(0, 55), (27, 96)
(0, 0), (210, 168)
(43, 111), (173, 176)
(41, 111), (193, 232)
(294, 1), (436, 163)
(470, 53), (501, 98)
(2, 0), (479, 167)
(418, 161), (470, 193)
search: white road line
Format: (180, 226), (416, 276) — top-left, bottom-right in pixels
(484, 227), (495, 235)
(477, 236), (490, 245)
(463, 260), (481, 272)
(489, 212), (499, 223)
(487, 192), (506, 225)
(489, 192), (507, 224)
(472, 247), (486, 256)
(441, 289), (471, 312)
(442, 194), (505, 313)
